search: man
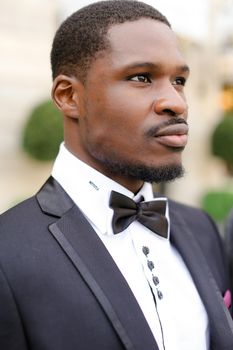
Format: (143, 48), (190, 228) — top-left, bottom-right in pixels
(0, 1), (232, 349)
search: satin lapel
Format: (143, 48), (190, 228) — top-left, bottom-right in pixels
(37, 179), (159, 350)
(169, 205), (233, 350)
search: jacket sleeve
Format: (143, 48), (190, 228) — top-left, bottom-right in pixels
(0, 266), (28, 349)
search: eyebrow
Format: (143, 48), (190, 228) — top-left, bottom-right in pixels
(121, 62), (190, 74)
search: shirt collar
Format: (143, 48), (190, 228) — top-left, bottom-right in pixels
(52, 143), (169, 238)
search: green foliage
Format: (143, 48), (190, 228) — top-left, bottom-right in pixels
(201, 190), (233, 222)
(22, 100), (63, 161)
(211, 111), (233, 166)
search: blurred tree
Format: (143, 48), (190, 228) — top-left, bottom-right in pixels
(211, 111), (233, 174)
(22, 100), (63, 161)
(201, 190), (233, 222)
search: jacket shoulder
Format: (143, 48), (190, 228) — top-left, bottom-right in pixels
(169, 199), (229, 289)
(0, 196), (39, 225)
(169, 199), (219, 232)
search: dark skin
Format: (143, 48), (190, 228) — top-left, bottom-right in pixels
(52, 19), (189, 193)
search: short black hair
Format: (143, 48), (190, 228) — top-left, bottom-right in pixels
(51, 0), (170, 81)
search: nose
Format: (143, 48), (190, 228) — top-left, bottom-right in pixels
(154, 83), (188, 118)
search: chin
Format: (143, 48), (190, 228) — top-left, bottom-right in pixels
(134, 163), (185, 184)
(101, 156), (185, 184)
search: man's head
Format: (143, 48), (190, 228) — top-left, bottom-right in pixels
(51, 0), (170, 82)
(51, 0), (189, 193)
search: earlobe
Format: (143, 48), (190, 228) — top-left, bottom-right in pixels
(51, 75), (81, 119)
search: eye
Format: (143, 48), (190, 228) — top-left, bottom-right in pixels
(128, 74), (151, 84)
(173, 77), (186, 86)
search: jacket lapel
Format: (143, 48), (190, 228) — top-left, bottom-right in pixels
(169, 204), (233, 350)
(36, 177), (159, 350)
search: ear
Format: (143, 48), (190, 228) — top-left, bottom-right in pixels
(51, 75), (83, 119)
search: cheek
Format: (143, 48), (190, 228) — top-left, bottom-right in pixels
(87, 100), (130, 134)
(104, 90), (148, 130)
(84, 85), (151, 144)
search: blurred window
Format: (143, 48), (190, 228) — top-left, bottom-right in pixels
(221, 84), (233, 111)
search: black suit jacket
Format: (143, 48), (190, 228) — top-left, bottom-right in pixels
(0, 177), (233, 350)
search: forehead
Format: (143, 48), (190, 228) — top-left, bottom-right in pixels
(104, 18), (186, 68)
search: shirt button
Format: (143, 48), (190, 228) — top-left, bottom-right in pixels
(142, 246), (150, 257)
(152, 276), (159, 286)
(157, 290), (163, 300)
(147, 260), (154, 271)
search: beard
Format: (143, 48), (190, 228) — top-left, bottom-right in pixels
(99, 157), (185, 183)
(82, 111), (187, 183)
(86, 140), (185, 183)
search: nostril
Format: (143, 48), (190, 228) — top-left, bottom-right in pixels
(162, 109), (177, 117)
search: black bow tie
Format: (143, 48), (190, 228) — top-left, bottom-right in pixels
(109, 190), (168, 238)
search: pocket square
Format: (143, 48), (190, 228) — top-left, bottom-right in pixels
(223, 290), (232, 309)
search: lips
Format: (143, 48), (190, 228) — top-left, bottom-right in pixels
(154, 123), (189, 148)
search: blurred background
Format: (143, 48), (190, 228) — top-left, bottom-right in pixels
(0, 0), (233, 227)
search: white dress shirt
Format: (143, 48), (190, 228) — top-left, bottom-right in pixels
(52, 143), (209, 350)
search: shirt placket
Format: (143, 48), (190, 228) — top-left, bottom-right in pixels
(131, 230), (166, 350)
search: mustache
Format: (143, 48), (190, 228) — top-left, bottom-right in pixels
(145, 118), (188, 138)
